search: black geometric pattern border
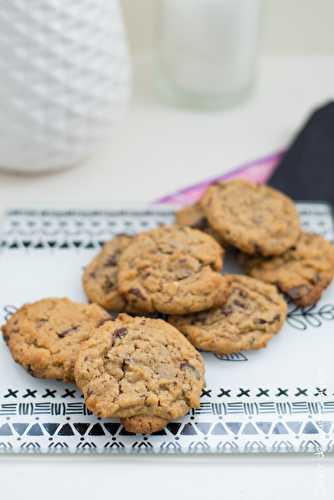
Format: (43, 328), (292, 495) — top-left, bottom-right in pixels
(0, 419), (331, 438)
(0, 418), (333, 456)
(1, 203), (333, 250)
(1, 385), (334, 402)
(0, 208), (176, 252)
(1, 399), (334, 417)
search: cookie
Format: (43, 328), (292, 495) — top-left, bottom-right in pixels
(200, 180), (300, 256)
(117, 225), (226, 314)
(169, 275), (287, 354)
(83, 235), (132, 311)
(175, 203), (227, 246)
(176, 202), (209, 230)
(2, 298), (110, 382)
(175, 202), (223, 243)
(74, 314), (205, 431)
(121, 416), (168, 434)
(242, 232), (334, 307)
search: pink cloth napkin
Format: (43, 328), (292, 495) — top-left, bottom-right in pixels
(156, 151), (284, 206)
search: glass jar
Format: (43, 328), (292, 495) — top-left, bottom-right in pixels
(156, 0), (262, 109)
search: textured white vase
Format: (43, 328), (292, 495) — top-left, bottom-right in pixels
(0, 0), (132, 172)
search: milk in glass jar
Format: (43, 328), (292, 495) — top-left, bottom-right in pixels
(157, 0), (262, 109)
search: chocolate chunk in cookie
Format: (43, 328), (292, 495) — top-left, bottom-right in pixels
(2, 298), (110, 382)
(169, 275), (287, 354)
(117, 225), (226, 314)
(74, 314), (205, 432)
(241, 232), (334, 307)
(200, 180), (300, 256)
(83, 235), (132, 311)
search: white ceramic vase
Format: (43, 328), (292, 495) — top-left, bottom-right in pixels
(0, 0), (132, 173)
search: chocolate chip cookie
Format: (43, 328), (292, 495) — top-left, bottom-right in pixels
(74, 314), (205, 432)
(242, 232), (334, 307)
(117, 225), (226, 314)
(83, 235), (132, 311)
(121, 416), (169, 434)
(200, 180), (300, 256)
(169, 275), (287, 354)
(176, 202), (223, 243)
(2, 298), (110, 382)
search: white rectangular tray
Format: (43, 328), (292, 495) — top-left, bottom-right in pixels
(0, 203), (334, 455)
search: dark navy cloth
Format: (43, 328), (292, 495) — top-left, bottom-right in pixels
(269, 101), (334, 203)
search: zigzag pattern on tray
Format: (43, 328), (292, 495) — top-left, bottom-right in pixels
(1, 204), (333, 249)
(0, 418), (332, 455)
(0, 208), (175, 249)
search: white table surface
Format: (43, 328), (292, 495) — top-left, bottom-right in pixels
(1, 55), (334, 499)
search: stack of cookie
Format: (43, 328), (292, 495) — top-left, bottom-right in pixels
(177, 180), (334, 308)
(2, 180), (334, 434)
(82, 218), (288, 356)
